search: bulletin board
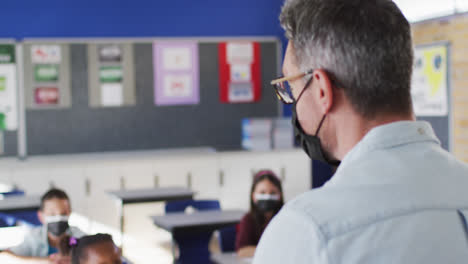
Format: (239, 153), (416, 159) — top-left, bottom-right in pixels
(19, 38), (281, 156)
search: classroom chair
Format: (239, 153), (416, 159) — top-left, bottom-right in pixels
(0, 212), (17, 227)
(218, 226), (237, 252)
(0, 189), (41, 227)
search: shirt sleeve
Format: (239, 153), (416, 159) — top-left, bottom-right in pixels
(235, 213), (257, 250)
(9, 236), (34, 257)
(253, 207), (329, 264)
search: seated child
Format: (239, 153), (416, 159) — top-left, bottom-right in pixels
(236, 170), (284, 258)
(1, 188), (85, 263)
(59, 234), (122, 264)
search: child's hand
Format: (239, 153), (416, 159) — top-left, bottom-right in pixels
(49, 253), (71, 264)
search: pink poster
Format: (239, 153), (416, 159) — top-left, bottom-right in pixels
(153, 42), (200, 106)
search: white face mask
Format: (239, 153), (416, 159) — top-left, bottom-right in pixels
(44, 215), (69, 224)
(254, 193), (280, 201)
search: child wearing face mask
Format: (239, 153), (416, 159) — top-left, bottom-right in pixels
(236, 170), (284, 258)
(59, 234), (123, 264)
(1, 188), (86, 264)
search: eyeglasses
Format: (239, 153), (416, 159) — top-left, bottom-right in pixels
(270, 69), (314, 104)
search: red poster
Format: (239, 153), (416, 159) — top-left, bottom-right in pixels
(35, 87), (59, 105)
(219, 42), (261, 103)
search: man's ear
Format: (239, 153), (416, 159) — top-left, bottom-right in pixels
(313, 69), (334, 115)
(37, 210), (45, 225)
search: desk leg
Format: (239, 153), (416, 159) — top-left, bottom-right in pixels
(171, 237), (177, 264)
(117, 200), (124, 254)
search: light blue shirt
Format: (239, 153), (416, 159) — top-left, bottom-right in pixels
(9, 226), (85, 257)
(254, 121), (468, 264)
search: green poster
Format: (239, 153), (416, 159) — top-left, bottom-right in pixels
(35, 64), (59, 82)
(0, 113), (5, 131)
(0, 76), (6, 91)
(100, 66), (123, 83)
(0, 45), (15, 64)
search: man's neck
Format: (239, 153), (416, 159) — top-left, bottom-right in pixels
(334, 113), (415, 160)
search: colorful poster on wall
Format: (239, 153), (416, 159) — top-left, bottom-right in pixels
(31, 45), (61, 64)
(34, 64), (59, 82)
(219, 42), (261, 103)
(153, 42), (199, 106)
(411, 44), (448, 116)
(35, 87), (59, 105)
(99, 44), (122, 63)
(0, 44), (18, 130)
(100, 66), (123, 83)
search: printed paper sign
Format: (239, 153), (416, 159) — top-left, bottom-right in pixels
(229, 82), (254, 102)
(227, 43), (254, 64)
(101, 83), (123, 107)
(163, 74), (192, 97)
(411, 45), (448, 116)
(31, 45), (61, 64)
(35, 65), (59, 82)
(163, 47), (192, 70)
(99, 44), (122, 63)
(100, 66), (123, 83)
(231, 64), (251, 82)
(35, 87), (59, 105)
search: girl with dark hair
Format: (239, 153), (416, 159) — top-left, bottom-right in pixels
(59, 234), (122, 264)
(235, 170), (284, 258)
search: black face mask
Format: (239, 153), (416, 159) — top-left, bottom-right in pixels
(47, 221), (69, 237)
(256, 199), (281, 212)
(292, 102), (341, 167)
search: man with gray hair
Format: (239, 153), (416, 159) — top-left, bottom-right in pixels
(253, 0), (468, 263)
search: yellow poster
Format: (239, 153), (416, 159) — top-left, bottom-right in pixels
(411, 44), (448, 116)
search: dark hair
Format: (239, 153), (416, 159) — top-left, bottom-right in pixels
(249, 170), (284, 234)
(40, 188), (70, 211)
(280, 0), (413, 119)
(59, 234), (115, 264)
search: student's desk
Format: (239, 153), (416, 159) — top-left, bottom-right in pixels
(0, 195), (41, 213)
(107, 187), (194, 251)
(211, 253), (252, 264)
(151, 210), (245, 264)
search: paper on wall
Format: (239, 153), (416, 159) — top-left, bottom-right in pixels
(227, 43), (254, 64)
(411, 45), (448, 116)
(229, 82), (254, 103)
(31, 45), (61, 64)
(163, 74), (193, 97)
(163, 47), (192, 70)
(101, 83), (123, 107)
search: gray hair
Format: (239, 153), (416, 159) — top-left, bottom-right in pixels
(280, 0), (414, 118)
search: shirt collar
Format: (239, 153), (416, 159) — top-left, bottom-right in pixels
(327, 121), (440, 186)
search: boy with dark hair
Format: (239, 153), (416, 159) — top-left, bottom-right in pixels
(0, 188), (85, 263)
